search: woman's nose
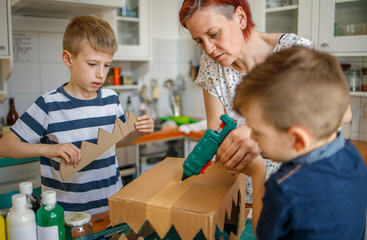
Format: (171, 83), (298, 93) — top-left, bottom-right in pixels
(202, 41), (215, 55)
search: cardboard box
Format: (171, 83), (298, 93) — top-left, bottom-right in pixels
(108, 157), (247, 240)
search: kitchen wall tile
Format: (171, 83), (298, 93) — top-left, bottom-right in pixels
(157, 39), (178, 63)
(359, 133), (367, 142)
(12, 32), (39, 64)
(350, 96), (361, 134)
(151, 39), (161, 63)
(39, 33), (64, 63)
(40, 63), (69, 93)
(12, 93), (40, 116)
(359, 97), (367, 133)
(176, 39), (197, 63)
(8, 63), (40, 94)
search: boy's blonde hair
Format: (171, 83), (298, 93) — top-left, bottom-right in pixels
(233, 46), (350, 139)
(63, 15), (118, 56)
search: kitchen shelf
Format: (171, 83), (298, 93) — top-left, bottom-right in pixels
(104, 85), (139, 92)
(336, 0), (359, 3)
(266, 5), (298, 13)
(350, 91), (367, 97)
(116, 16), (139, 22)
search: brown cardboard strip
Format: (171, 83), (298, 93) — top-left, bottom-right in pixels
(60, 112), (141, 181)
(145, 173), (196, 238)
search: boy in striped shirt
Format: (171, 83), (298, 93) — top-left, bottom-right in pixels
(0, 15), (154, 215)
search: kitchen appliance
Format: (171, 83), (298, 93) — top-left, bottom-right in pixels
(11, 0), (122, 19)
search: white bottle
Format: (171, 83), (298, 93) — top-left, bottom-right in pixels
(6, 194), (38, 240)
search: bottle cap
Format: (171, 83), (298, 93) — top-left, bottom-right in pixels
(19, 182), (33, 195)
(65, 212), (91, 226)
(41, 190), (57, 205)
(12, 194), (26, 208)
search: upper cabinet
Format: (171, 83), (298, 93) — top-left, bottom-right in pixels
(318, 0), (367, 56)
(249, 0), (367, 56)
(0, 0), (11, 57)
(105, 0), (150, 61)
(249, 0), (312, 40)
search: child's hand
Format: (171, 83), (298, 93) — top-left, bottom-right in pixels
(46, 143), (81, 167)
(135, 114), (154, 135)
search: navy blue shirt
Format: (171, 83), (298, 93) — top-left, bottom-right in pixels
(257, 133), (367, 240)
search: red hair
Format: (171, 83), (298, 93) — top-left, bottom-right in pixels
(179, 0), (255, 40)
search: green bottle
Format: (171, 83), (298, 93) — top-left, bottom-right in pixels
(36, 190), (66, 240)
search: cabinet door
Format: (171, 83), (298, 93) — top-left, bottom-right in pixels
(319, 0), (367, 56)
(0, 0), (10, 57)
(249, 0), (312, 40)
(106, 0), (149, 61)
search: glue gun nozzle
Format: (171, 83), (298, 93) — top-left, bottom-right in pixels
(179, 180), (183, 184)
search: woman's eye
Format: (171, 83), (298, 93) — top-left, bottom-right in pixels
(210, 32), (218, 38)
(88, 63), (96, 66)
(104, 64), (110, 68)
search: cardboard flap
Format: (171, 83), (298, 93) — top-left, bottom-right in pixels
(109, 157), (247, 240)
(60, 112), (141, 181)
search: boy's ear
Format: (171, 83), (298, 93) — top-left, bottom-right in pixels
(234, 6), (247, 30)
(288, 126), (312, 152)
(62, 50), (72, 68)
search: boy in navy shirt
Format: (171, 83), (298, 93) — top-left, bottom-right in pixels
(233, 46), (367, 239)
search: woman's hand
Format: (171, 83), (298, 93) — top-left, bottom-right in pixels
(45, 143), (81, 167)
(135, 114), (154, 135)
(215, 125), (261, 173)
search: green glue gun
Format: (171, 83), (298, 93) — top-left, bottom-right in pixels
(179, 114), (237, 183)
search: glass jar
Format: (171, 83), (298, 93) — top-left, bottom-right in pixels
(347, 69), (362, 92)
(65, 212), (93, 240)
(362, 68), (367, 92)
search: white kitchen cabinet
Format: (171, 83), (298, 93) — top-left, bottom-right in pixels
(0, 0), (12, 100)
(318, 0), (367, 56)
(249, 0), (313, 40)
(105, 0), (150, 61)
(0, 0), (11, 57)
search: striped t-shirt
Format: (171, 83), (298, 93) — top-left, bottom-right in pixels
(11, 85), (125, 215)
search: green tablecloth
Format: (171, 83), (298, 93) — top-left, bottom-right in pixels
(93, 219), (255, 240)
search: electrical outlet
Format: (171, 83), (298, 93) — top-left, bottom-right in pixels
(364, 103), (367, 119)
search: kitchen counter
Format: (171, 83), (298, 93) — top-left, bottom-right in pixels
(134, 129), (367, 166)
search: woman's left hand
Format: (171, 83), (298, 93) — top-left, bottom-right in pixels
(135, 114), (154, 135)
(215, 125), (261, 173)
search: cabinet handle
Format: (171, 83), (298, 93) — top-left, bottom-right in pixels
(320, 43), (329, 48)
(0, 46), (5, 50)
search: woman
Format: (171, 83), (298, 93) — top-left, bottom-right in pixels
(179, 0), (315, 203)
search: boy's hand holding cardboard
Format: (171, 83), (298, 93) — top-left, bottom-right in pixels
(60, 112), (142, 181)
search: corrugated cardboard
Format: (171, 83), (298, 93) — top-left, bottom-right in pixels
(109, 157), (247, 240)
(60, 112), (142, 181)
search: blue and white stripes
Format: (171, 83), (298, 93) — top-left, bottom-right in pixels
(12, 85), (125, 215)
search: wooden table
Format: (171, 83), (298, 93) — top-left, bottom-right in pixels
(92, 211), (110, 233)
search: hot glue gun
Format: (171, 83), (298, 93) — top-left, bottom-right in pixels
(179, 114), (237, 184)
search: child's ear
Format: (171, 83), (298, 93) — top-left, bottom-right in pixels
(62, 50), (72, 68)
(288, 126), (312, 152)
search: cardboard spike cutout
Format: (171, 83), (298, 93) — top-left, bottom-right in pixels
(60, 112), (141, 181)
(108, 158), (248, 240)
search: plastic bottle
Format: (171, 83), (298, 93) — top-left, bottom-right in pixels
(19, 182), (41, 214)
(0, 214), (5, 240)
(6, 194), (38, 240)
(6, 97), (19, 126)
(36, 190), (66, 240)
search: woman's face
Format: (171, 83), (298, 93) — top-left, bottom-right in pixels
(186, 7), (247, 67)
